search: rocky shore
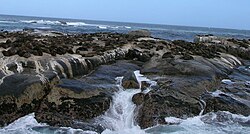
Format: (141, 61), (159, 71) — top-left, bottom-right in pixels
(0, 30), (250, 132)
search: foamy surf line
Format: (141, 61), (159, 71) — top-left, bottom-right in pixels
(146, 111), (250, 134)
(0, 113), (98, 134)
(19, 19), (132, 29)
(20, 20), (63, 25)
(66, 22), (88, 26)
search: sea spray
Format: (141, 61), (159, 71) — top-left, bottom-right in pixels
(96, 71), (156, 134)
(0, 113), (97, 134)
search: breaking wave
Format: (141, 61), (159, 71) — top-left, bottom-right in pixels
(19, 19), (132, 30)
(146, 111), (250, 134)
(21, 20), (63, 25)
(66, 22), (88, 26)
(0, 113), (97, 134)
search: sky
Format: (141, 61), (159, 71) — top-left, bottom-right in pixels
(0, 0), (250, 30)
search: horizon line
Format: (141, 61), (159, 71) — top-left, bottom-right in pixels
(1, 13), (250, 31)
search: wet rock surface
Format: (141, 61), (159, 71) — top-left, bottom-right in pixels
(0, 31), (250, 131)
(134, 35), (250, 128)
(35, 60), (140, 130)
(122, 71), (140, 89)
(132, 93), (145, 105)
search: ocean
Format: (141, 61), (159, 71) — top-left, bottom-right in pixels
(0, 14), (250, 134)
(1, 14), (250, 42)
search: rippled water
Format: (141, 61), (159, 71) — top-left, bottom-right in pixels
(1, 14), (250, 41)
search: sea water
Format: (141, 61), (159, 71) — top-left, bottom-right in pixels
(1, 14), (250, 41)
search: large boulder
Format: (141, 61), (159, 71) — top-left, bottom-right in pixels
(0, 74), (50, 127)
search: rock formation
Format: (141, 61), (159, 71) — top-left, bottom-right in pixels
(0, 31), (250, 131)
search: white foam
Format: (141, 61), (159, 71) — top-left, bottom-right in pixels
(181, 116), (205, 126)
(98, 26), (108, 29)
(15, 62), (24, 73)
(124, 26), (132, 29)
(0, 113), (45, 134)
(96, 71), (156, 133)
(97, 88), (141, 131)
(0, 113), (97, 134)
(228, 111), (250, 122)
(210, 90), (225, 97)
(165, 117), (182, 124)
(66, 22), (88, 26)
(110, 26), (119, 29)
(21, 20), (62, 25)
(150, 111), (250, 134)
(134, 70), (157, 91)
